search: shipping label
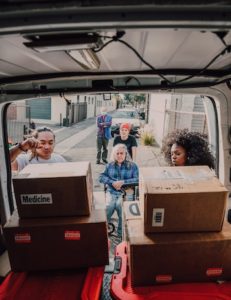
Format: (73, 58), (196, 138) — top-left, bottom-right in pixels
(124, 201), (141, 220)
(20, 193), (52, 205)
(152, 208), (164, 227)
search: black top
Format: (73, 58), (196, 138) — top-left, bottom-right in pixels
(113, 135), (138, 159)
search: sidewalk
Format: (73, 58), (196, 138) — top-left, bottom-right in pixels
(136, 145), (166, 167)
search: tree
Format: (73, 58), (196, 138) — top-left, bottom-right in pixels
(134, 94), (146, 106)
(123, 93), (146, 107)
(123, 94), (133, 105)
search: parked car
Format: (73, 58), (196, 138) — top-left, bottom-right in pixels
(111, 108), (141, 137)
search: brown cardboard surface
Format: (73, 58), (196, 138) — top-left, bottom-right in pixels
(3, 209), (109, 271)
(125, 218), (231, 286)
(13, 161), (93, 218)
(139, 166), (228, 232)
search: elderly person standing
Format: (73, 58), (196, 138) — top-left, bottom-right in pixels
(113, 122), (138, 161)
(10, 127), (66, 172)
(96, 106), (112, 164)
(99, 143), (139, 237)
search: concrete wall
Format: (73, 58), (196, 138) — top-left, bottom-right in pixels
(12, 93), (117, 126)
(94, 94), (117, 116)
(148, 93), (207, 147)
(51, 96), (67, 125)
(148, 93), (171, 146)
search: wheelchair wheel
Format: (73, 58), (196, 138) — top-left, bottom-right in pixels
(108, 222), (116, 235)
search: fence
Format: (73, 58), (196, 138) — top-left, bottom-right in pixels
(70, 102), (87, 124)
(165, 109), (208, 136)
(7, 104), (31, 144)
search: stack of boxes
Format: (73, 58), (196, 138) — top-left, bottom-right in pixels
(123, 166), (231, 286)
(3, 161), (109, 271)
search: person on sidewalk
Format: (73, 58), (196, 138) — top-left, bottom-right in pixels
(10, 126), (66, 172)
(161, 128), (215, 169)
(113, 122), (138, 161)
(96, 106), (112, 164)
(99, 143), (139, 237)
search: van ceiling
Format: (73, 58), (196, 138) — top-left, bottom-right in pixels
(1, 1), (231, 98)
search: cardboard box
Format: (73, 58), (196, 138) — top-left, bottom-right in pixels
(125, 217), (231, 286)
(139, 166), (228, 232)
(3, 209), (109, 271)
(13, 161), (93, 218)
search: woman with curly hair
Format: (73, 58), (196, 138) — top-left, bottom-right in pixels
(161, 128), (215, 169)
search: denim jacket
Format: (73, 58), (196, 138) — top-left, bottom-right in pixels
(97, 114), (112, 140)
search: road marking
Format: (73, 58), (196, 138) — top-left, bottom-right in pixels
(55, 124), (95, 155)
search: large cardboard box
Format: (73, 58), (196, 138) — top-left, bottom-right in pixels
(13, 161), (93, 218)
(124, 215), (231, 286)
(3, 209), (109, 271)
(139, 166), (228, 233)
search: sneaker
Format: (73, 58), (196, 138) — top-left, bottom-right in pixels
(96, 161), (100, 164)
(102, 159), (108, 164)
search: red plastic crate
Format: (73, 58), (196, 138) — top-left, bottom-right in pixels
(111, 241), (231, 300)
(0, 266), (104, 300)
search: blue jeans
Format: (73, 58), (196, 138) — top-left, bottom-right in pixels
(106, 192), (133, 236)
(106, 193), (123, 236)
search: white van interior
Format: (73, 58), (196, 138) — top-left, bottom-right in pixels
(1, 1), (231, 297)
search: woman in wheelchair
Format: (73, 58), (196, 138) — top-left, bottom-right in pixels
(99, 144), (139, 238)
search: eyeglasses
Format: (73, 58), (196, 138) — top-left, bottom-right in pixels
(36, 127), (53, 133)
(116, 152), (125, 155)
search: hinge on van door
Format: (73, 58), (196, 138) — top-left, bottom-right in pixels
(114, 256), (122, 274)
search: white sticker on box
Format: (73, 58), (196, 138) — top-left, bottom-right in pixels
(20, 193), (52, 205)
(206, 268), (223, 277)
(14, 233), (31, 243)
(152, 208), (164, 227)
(64, 230), (81, 240)
(156, 275), (172, 283)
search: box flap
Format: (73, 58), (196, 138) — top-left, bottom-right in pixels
(140, 166), (227, 194)
(17, 161), (90, 178)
